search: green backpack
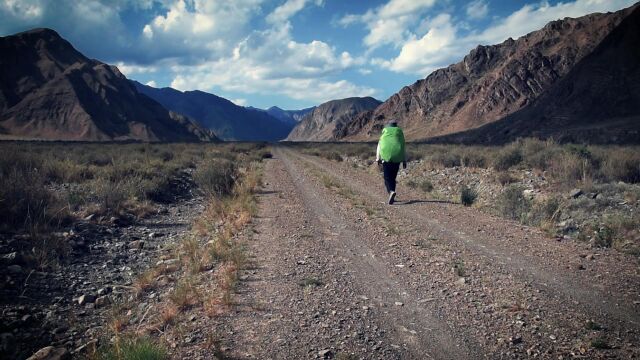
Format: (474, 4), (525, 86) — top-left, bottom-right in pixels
(379, 127), (405, 163)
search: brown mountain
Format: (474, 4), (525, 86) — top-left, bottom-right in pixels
(336, 4), (637, 142)
(432, 5), (640, 144)
(0, 28), (216, 142)
(285, 97), (381, 141)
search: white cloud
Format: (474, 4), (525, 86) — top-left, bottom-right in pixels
(1, 0), (43, 19)
(266, 0), (323, 24)
(115, 62), (158, 76)
(384, 13), (456, 74)
(232, 98), (248, 106)
(358, 68), (372, 75)
(145, 80), (157, 87)
(379, 0), (637, 76)
(169, 23), (376, 103)
(466, 0), (488, 20)
(140, 0), (263, 61)
(339, 0), (437, 49)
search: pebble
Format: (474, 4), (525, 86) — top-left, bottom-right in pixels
(394, 302), (404, 307)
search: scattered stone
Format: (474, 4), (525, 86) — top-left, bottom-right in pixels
(1, 252), (22, 265)
(585, 254), (595, 261)
(95, 296), (111, 307)
(7, 264), (23, 274)
(149, 232), (164, 238)
(96, 287), (111, 296)
(549, 335), (557, 340)
(569, 189), (583, 198)
(83, 214), (95, 221)
(509, 336), (523, 345)
(455, 277), (466, 286)
(27, 346), (70, 360)
(318, 349), (333, 359)
(394, 302), (404, 307)
(77, 294), (96, 306)
(129, 240), (145, 249)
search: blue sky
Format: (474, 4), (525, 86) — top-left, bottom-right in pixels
(0, 0), (636, 109)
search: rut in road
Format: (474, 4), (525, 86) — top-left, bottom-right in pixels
(226, 149), (481, 359)
(289, 149), (640, 328)
(282, 147), (640, 357)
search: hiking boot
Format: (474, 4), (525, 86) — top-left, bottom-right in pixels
(388, 191), (396, 205)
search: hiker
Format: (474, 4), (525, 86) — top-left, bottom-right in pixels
(376, 121), (406, 204)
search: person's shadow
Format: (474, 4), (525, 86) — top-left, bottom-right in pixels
(393, 199), (456, 205)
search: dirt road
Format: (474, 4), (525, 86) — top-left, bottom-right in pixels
(222, 147), (640, 359)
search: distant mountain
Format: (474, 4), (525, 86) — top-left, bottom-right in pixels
(285, 97), (381, 141)
(432, 5), (640, 144)
(133, 82), (293, 141)
(0, 28), (215, 142)
(335, 4), (638, 143)
(264, 106), (315, 126)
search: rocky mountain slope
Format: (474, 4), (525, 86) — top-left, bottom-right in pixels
(286, 97), (381, 141)
(133, 82), (294, 141)
(0, 28), (215, 142)
(433, 5), (640, 144)
(336, 4), (637, 142)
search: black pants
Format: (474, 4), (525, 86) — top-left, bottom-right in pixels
(382, 162), (400, 193)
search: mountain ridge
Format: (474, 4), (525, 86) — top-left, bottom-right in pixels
(335, 4), (638, 143)
(286, 97), (382, 141)
(133, 82), (295, 141)
(0, 28), (216, 142)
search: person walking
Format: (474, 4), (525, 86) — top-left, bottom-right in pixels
(376, 121), (406, 205)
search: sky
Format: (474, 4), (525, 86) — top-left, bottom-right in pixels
(0, 0), (636, 110)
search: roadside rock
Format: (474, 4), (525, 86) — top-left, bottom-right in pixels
(26, 346), (70, 360)
(77, 295), (96, 306)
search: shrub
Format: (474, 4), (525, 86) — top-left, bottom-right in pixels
(548, 152), (593, 188)
(419, 179), (434, 193)
(460, 186), (478, 207)
(496, 172), (516, 186)
(101, 337), (167, 360)
(194, 159), (237, 198)
(432, 152), (461, 168)
(460, 150), (488, 168)
(325, 152), (343, 162)
(600, 150), (640, 183)
(0, 153), (66, 232)
(493, 145), (522, 171)
(498, 185), (531, 221)
(527, 196), (562, 226)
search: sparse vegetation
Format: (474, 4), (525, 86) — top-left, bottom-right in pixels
(460, 186), (478, 206)
(296, 140), (640, 253)
(101, 336), (167, 360)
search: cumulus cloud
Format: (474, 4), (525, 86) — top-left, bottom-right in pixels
(115, 62), (158, 76)
(145, 80), (157, 87)
(379, 0), (637, 76)
(232, 98), (248, 106)
(139, 0), (262, 62)
(466, 0), (488, 20)
(1, 0), (44, 20)
(266, 0), (323, 24)
(169, 23), (375, 103)
(339, 0), (437, 49)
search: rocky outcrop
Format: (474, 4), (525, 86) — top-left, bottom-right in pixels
(431, 5), (640, 144)
(0, 28), (216, 142)
(337, 5), (637, 142)
(286, 97), (381, 141)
